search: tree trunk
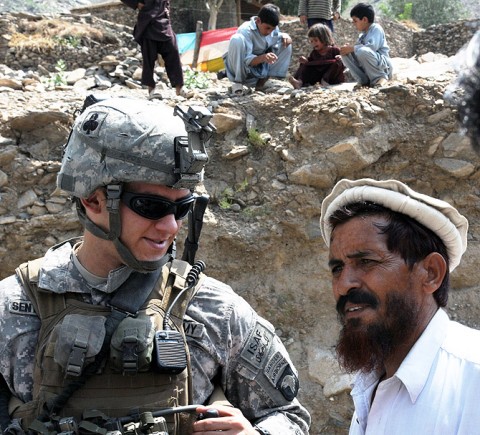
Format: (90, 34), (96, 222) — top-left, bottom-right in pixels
(206, 0), (224, 30)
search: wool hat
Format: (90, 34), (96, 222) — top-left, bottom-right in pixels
(320, 178), (468, 272)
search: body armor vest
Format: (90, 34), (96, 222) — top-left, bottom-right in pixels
(12, 257), (201, 434)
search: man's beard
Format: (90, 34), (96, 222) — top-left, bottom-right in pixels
(335, 290), (420, 374)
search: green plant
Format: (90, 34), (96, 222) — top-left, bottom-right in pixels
(218, 187), (234, 209)
(242, 205), (271, 218)
(183, 69), (211, 89)
(381, 0), (466, 26)
(411, 0), (466, 27)
(398, 2), (413, 20)
(43, 59), (67, 89)
(218, 180), (249, 210)
(54, 35), (81, 48)
(236, 179), (248, 193)
(247, 128), (266, 148)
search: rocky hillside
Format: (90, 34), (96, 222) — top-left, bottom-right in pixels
(0, 0), (107, 14)
(1, 10), (480, 435)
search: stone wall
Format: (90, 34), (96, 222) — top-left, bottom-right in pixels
(1, 12), (137, 72)
(413, 18), (480, 56)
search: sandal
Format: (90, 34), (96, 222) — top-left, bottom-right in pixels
(148, 87), (163, 100)
(230, 82), (244, 96)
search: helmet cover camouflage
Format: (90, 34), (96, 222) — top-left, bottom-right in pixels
(57, 98), (197, 197)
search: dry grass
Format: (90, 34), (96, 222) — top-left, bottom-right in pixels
(9, 18), (117, 51)
(9, 33), (56, 53)
(399, 19), (422, 31)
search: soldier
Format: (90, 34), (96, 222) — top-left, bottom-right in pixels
(0, 98), (310, 435)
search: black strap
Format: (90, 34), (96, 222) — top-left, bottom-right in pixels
(42, 268), (162, 418)
(182, 194), (209, 265)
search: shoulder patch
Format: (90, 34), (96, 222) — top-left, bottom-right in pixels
(277, 364), (299, 401)
(9, 299), (36, 316)
(240, 321), (274, 369)
(183, 320), (205, 339)
(264, 351), (299, 400)
(264, 351), (289, 387)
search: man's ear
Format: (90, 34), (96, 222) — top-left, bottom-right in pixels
(420, 252), (448, 295)
(80, 190), (105, 215)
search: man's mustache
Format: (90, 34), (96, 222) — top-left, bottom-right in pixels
(336, 290), (379, 316)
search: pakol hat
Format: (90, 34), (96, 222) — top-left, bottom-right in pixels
(320, 178), (468, 272)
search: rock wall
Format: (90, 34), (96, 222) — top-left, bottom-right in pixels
(413, 18), (480, 56)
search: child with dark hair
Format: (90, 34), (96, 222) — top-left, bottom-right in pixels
(289, 23), (345, 89)
(339, 2), (392, 87)
(258, 3), (281, 26)
(222, 3), (292, 94)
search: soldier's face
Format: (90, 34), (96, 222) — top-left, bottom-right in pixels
(119, 182), (190, 263)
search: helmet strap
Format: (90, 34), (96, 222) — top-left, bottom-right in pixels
(76, 185), (172, 273)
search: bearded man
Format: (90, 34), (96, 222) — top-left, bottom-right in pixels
(319, 177), (480, 435)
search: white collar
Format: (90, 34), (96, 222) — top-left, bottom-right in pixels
(393, 309), (449, 403)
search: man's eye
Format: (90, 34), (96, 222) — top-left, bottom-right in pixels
(360, 259), (375, 265)
(331, 265), (343, 275)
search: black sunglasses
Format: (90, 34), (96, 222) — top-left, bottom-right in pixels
(121, 192), (195, 220)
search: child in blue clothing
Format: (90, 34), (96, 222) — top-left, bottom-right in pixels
(340, 3), (392, 87)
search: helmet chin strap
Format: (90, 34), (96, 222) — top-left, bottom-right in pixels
(75, 185), (171, 273)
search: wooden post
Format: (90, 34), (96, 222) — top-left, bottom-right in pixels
(236, 0), (242, 26)
(192, 21), (203, 70)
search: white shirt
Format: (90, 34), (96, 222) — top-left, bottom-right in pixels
(349, 309), (480, 435)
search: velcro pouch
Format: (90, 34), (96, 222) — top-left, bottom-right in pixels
(53, 314), (106, 377)
(110, 314), (155, 374)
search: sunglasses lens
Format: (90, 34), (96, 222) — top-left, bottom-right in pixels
(123, 193), (194, 220)
(130, 197), (171, 219)
(175, 202), (193, 220)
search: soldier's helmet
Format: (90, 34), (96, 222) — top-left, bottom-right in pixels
(57, 97), (200, 196)
(56, 97), (212, 272)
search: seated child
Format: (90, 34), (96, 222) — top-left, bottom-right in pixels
(339, 2), (392, 87)
(223, 3), (292, 93)
(289, 23), (345, 89)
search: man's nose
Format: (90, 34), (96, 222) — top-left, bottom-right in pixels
(333, 266), (361, 300)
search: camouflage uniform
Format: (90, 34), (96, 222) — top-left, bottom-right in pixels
(0, 97), (310, 434)
(0, 239), (311, 434)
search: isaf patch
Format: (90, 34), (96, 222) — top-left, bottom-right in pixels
(265, 351), (299, 401)
(240, 322), (274, 369)
(9, 300), (36, 316)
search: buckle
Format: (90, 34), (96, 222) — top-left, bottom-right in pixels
(106, 185), (122, 213)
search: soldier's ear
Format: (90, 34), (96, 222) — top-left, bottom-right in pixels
(80, 189), (105, 215)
